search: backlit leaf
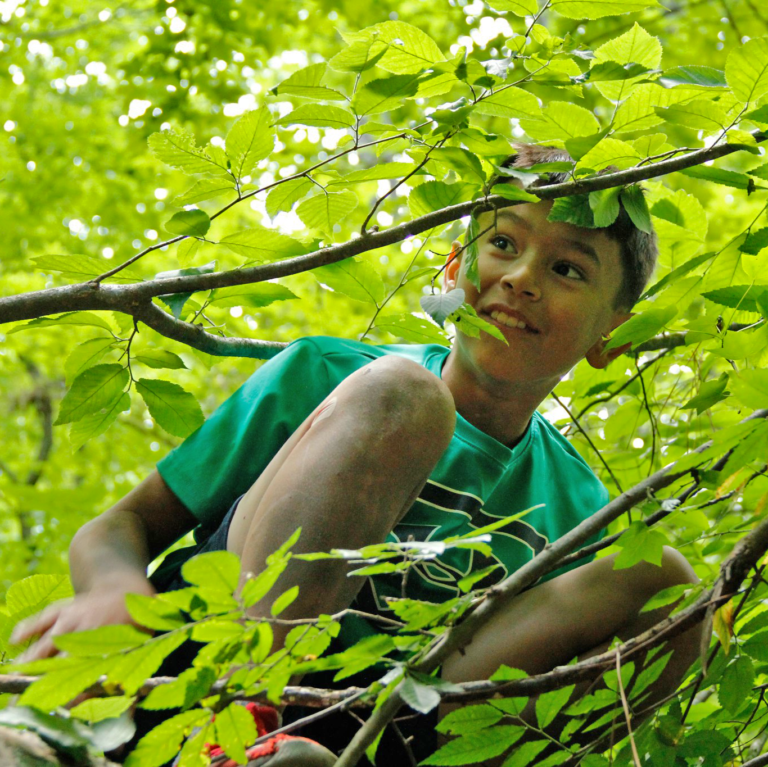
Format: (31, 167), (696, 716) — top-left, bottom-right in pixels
(592, 24), (662, 101)
(137, 378), (204, 438)
(375, 313), (450, 344)
(220, 227), (306, 263)
(226, 107), (274, 179)
(56, 364), (129, 425)
(274, 63), (345, 101)
(277, 104), (356, 129)
(173, 178), (236, 206)
(164, 210), (211, 237)
(296, 190), (358, 234)
(213, 703), (257, 766)
(422, 725), (525, 765)
(148, 128), (228, 176)
(312, 257), (384, 303)
(719, 655), (754, 712)
(726, 36), (768, 103)
(210, 283), (298, 309)
(551, 0), (659, 21)
(474, 87), (543, 121)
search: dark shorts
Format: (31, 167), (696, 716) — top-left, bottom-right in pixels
(138, 496), (438, 766)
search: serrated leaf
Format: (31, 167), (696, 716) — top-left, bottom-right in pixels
(731, 369), (768, 410)
(421, 289), (465, 327)
(614, 521), (669, 568)
(213, 703), (257, 766)
(140, 666), (217, 711)
(271, 585), (299, 616)
(69, 392), (130, 449)
(364, 20), (445, 75)
(655, 99), (727, 132)
(492, 184), (540, 202)
(551, 0), (659, 19)
(19, 658), (112, 711)
(210, 283), (298, 309)
(275, 62), (345, 101)
(65, 337), (116, 383)
(436, 704), (503, 735)
(591, 24), (662, 101)
(408, 180), (478, 218)
(148, 128), (229, 176)
(226, 107), (274, 179)
(374, 313), (450, 344)
(312, 257), (384, 303)
(620, 185), (653, 233)
(641, 584), (691, 613)
(109, 632), (189, 697)
(296, 190), (358, 234)
(9, 311), (114, 335)
(613, 83), (704, 134)
(719, 655), (754, 712)
(133, 350), (186, 370)
(422, 725), (525, 765)
(352, 73), (421, 115)
(220, 227), (306, 264)
(56, 364), (129, 425)
(124, 709), (210, 767)
(657, 65), (728, 89)
(502, 740), (550, 767)
(604, 305), (677, 351)
(277, 104), (356, 129)
(125, 593), (187, 631)
(137, 378), (204, 438)
(173, 178), (236, 206)
(155, 261), (217, 319)
(164, 209), (211, 237)
(680, 165), (757, 191)
(521, 101), (600, 143)
(69, 696), (135, 723)
(330, 162), (421, 187)
(176, 237), (201, 267)
(450, 303), (508, 344)
(487, 0), (538, 16)
(536, 685), (575, 728)
(328, 39), (388, 73)
(726, 36), (768, 103)
(266, 177), (313, 216)
(182, 551), (240, 593)
(576, 137), (641, 175)
(474, 87), (543, 121)
(589, 187), (621, 227)
(642, 251), (715, 300)
(54, 624), (151, 656)
(547, 195), (595, 228)
(31, 255), (144, 283)
(702, 284), (768, 313)
(6, 574), (73, 619)
(681, 373), (729, 414)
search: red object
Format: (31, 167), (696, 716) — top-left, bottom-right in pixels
(206, 702), (324, 766)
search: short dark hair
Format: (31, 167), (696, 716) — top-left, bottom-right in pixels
(490, 143), (658, 311)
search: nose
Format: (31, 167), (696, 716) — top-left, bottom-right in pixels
(500, 252), (541, 301)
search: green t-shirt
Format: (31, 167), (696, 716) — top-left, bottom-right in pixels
(157, 336), (608, 642)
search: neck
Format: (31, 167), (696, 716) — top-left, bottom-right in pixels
(441, 351), (551, 447)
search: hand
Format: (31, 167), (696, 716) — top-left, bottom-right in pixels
(11, 578), (155, 662)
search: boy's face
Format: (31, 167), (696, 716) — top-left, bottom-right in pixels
(444, 198), (632, 392)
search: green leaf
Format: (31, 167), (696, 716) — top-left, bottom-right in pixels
(136, 378), (204, 438)
(266, 177), (314, 216)
(421, 725), (525, 765)
(54, 624), (151, 655)
(181, 551), (241, 593)
(421, 289), (465, 327)
(730, 369), (768, 409)
(363, 21), (445, 75)
(400, 676), (442, 714)
(69, 696), (135, 723)
(213, 703), (257, 766)
(656, 65), (728, 89)
(271, 585), (299, 616)
(155, 261), (217, 319)
(56, 364), (129, 425)
(551, 0), (659, 20)
(581, 61), (654, 83)
(450, 303), (508, 344)
(576, 137), (641, 174)
(277, 104), (356, 129)
(702, 284), (768, 313)
(740, 226), (768, 254)
(726, 36), (768, 103)
(487, 0), (539, 16)
(328, 39), (388, 73)
(68, 391), (130, 449)
(642, 251), (715, 300)
(632, 651), (673, 695)
(140, 666), (217, 711)
(521, 101), (600, 143)
(9, 311), (114, 335)
(591, 24), (662, 101)
(133, 350), (186, 370)
(164, 209), (211, 237)
(742, 630), (768, 661)
(492, 184), (540, 203)
(226, 107), (274, 179)
(296, 190), (358, 234)
(148, 128), (229, 176)
(681, 373), (730, 414)
(604, 305), (677, 351)
(125, 593), (187, 631)
(654, 99), (727, 132)
(565, 130), (611, 161)
(501, 740), (550, 767)
(220, 226), (306, 263)
(124, 709), (210, 767)
(374, 313), (450, 344)
(620, 185), (653, 233)
(408, 181), (477, 218)
(352, 74), (421, 116)
(589, 187), (621, 227)
(210, 283), (298, 309)
(614, 521), (669, 569)
(176, 237), (201, 267)
(109, 632), (189, 697)
(6, 575), (72, 617)
(274, 62), (345, 101)
(536, 685), (575, 728)
(241, 563), (288, 608)
(19, 658), (112, 711)
(173, 178), (236, 206)
(436, 704), (503, 735)
(65, 337), (116, 383)
(32, 255), (144, 283)
(719, 655), (754, 712)
(547, 195), (595, 228)
(474, 87), (543, 121)
(425, 147), (486, 185)
(331, 162), (421, 187)
(680, 165), (757, 192)
(312, 257), (385, 304)
(641, 584), (692, 613)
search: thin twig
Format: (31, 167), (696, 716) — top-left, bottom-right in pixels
(615, 649), (641, 767)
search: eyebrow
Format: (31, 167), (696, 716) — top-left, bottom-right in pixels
(493, 209), (602, 268)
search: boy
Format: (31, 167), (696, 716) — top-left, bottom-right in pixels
(14, 145), (700, 765)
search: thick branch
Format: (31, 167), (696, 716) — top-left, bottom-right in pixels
(1, 131), (765, 331)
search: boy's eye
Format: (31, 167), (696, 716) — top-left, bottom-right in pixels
(490, 235), (516, 252)
(553, 261), (585, 280)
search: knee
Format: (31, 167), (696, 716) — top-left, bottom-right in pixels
(635, 546), (699, 599)
(343, 356), (456, 450)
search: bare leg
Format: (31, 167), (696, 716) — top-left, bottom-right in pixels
(226, 356), (456, 648)
(440, 548), (701, 756)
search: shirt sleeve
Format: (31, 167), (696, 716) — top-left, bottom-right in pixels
(157, 337), (332, 528)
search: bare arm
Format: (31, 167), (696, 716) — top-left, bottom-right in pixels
(12, 470), (197, 659)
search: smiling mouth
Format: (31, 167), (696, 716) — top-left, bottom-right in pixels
(486, 309), (540, 334)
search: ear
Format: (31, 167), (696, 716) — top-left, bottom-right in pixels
(444, 240), (462, 292)
(585, 311), (634, 369)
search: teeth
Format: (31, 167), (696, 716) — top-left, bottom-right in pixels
(490, 309), (528, 330)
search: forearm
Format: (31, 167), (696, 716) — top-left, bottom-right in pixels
(69, 508), (156, 596)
